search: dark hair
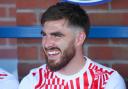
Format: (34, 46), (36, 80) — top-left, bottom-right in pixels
(41, 2), (90, 37)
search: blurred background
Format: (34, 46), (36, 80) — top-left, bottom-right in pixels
(0, 0), (128, 87)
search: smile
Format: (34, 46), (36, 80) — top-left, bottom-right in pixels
(48, 51), (60, 55)
(46, 49), (61, 60)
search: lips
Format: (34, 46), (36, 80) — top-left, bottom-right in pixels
(45, 48), (61, 60)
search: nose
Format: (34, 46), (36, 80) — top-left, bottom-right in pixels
(42, 36), (54, 48)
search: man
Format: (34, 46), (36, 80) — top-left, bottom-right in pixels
(19, 2), (126, 89)
(0, 68), (19, 89)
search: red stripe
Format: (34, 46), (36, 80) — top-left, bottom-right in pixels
(105, 74), (108, 80)
(90, 69), (98, 89)
(89, 63), (92, 69)
(45, 85), (48, 89)
(76, 77), (80, 89)
(92, 65), (95, 69)
(83, 72), (88, 89)
(57, 78), (60, 85)
(94, 78), (98, 89)
(99, 76), (103, 89)
(0, 74), (8, 76)
(54, 85), (57, 89)
(35, 68), (43, 89)
(62, 79), (64, 85)
(48, 79), (50, 85)
(64, 82), (69, 89)
(50, 85), (52, 89)
(70, 80), (74, 89)
(52, 78), (55, 84)
(103, 74), (105, 82)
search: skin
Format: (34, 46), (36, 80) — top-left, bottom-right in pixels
(42, 19), (86, 75)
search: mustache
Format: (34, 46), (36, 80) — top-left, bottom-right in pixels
(44, 47), (60, 51)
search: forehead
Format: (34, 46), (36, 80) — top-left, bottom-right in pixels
(43, 19), (72, 33)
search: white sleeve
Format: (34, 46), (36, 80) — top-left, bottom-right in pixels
(105, 71), (126, 89)
(18, 74), (34, 89)
(0, 68), (19, 89)
(2, 77), (19, 89)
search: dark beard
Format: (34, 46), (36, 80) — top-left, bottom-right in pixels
(45, 44), (76, 71)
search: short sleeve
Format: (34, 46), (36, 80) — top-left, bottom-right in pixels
(0, 68), (19, 89)
(18, 74), (34, 89)
(2, 77), (19, 89)
(105, 71), (126, 89)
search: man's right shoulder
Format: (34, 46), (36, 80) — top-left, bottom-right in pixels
(19, 64), (47, 89)
(25, 64), (47, 80)
(30, 64), (46, 75)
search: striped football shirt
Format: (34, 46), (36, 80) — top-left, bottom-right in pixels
(19, 57), (126, 89)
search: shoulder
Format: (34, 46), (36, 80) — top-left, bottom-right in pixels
(20, 64), (47, 82)
(30, 64), (47, 75)
(0, 68), (19, 89)
(86, 57), (126, 89)
(19, 64), (46, 89)
(105, 71), (126, 89)
(86, 57), (114, 73)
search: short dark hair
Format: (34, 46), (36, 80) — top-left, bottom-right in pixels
(41, 2), (90, 37)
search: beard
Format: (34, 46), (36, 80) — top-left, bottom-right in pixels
(43, 44), (76, 71)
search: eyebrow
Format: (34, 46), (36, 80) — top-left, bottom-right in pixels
(41, 31), (64, 37)
(50, 31), (64, 36)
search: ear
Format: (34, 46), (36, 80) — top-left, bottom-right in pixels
(75, 32), (86, 46)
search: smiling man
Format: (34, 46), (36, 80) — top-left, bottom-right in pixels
(42, 19), (83, 72)
(19, 2), (126, 89)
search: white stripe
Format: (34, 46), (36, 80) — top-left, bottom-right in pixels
(68, 81), (71, 89)
(98, 76), (100, 89)
(61, 86), (64, 89)
(64, 80), (67, 86)
(48, 85), (50, 89)
(79, 75), (84, 89)
(57, 85), (59, 89)
(48, 72), (52, 79)
(73, 79), (77, 89)
(52, 85), (54, 89)
(53, 73), (56, 78)
(59, 79), (62, 85)
(55, 78), (57, 85)
(50, 79), (52, 85)
(46, 79), (48, 84)
(87, 70), (92, 89)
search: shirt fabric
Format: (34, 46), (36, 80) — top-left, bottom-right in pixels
(0, 68), (19, 89)
(19, 57), (126, 89)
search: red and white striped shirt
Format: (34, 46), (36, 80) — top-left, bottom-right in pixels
(19, 57), (126, 89)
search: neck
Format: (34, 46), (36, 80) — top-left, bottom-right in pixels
(58, 50), (85, 75)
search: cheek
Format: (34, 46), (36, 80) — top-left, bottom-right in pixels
(58, 39), (75, 51)
(57, 41), (68, 51)
(60, 42), (68, 50)
(41, 39), (45, 46)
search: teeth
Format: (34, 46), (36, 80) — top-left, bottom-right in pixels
(48, 51), (59, 55)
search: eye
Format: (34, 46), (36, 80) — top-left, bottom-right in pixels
(54, 34), (63, 37)
(51, 32), (64, 38)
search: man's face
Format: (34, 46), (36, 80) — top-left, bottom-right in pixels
(42, 19), (77, 71)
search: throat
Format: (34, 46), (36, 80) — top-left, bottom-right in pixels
(58, 57), (86, 75)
